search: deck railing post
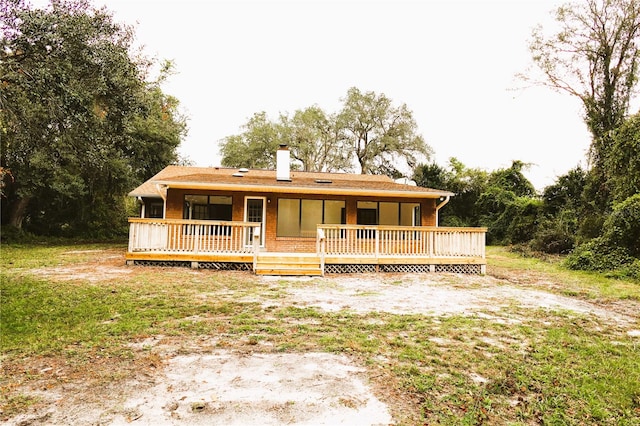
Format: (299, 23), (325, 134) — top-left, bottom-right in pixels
(128, 222), (136, 252)
(430, 229), (435, 257)
(193, 222), (200, 254)
(375, 227), (380, 261)
(252, 226), (260, 273)
(317, 228), (326, 276)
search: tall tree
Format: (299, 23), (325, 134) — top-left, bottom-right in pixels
(129, 61), (188, 182)
(525, 0), (640, 186)
(219, 112), (281, 169)
(337, 87), (432, 176)
(280, 106), (351, 172)
(0, 0), (185, 234)
(605, 112), (640, 202)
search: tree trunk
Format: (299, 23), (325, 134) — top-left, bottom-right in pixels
(7, 197), (31, 229)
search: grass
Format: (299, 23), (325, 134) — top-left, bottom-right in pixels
(1, 243), (639, 424)
(487, 246), (640, 301)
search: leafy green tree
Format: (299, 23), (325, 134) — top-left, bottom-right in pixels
(531, 166), (587, 253)
(128, 61), (188, 182)
(220, 88), (432, 177)
(280, 106), (351, 172)
(0, 0), (185, 235)
(337, 87), (432, 176)
(526, 0), (640, 175)
(476, 161), (540, 244)
(566, 194), (640, 278)
(413, 162), (450, 190)
(606, 112), (640, 202)
(486, 160), (536, 198)
(413, 158), (489, 227)
(541, 166), (587, 216)
(219, 112), (282, 169)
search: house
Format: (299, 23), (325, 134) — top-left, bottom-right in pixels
(127, 145), (486, 275)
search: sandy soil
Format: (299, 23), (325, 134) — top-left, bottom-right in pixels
(5, 251), (640, 425)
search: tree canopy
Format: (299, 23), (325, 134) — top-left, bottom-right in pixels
(525, 0), (640, 185)
(337, 87), (432, 176)
(0, 0), (186, 236)
(219, 87), (432, 176)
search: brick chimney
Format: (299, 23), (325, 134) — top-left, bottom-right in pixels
(276, 144), (291, 181)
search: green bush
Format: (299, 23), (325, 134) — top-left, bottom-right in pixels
(600, 194), (640, 257)
(530, 209), (579, 254)
(530, 221), (576, 254)
(566, 238), (633, 271)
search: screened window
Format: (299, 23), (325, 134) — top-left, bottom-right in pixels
(357, 201), (421, 226)
(277, 198), (346, 237)
(183, 195), (232, 220)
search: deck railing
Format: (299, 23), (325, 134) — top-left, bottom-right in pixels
(317, 225), (486, 258)
(128, 218), (257, 254)
(128, 219), (486, 262)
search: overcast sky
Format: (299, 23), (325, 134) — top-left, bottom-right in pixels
(35, 0), (634, 189)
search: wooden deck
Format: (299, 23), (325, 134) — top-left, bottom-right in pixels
(126, 219), (487, 275)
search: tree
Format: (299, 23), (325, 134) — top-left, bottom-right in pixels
(279, 106), (351, 172)
(413, 162), (450, 191)
(0, 0), (185, 235)
(128, 61), (188, 182)
(531, 166), (588, 253)
(476, 162), (540, 244)
(486, 160), (536, 198)
(219, 112), (281, 169)
(413, 158), (489, 227)
(526, 0), (640, 174)
(541, 166), (588, 216)
(337, 87), (432, 176)
(606, 112), (640, 202)
(220, 88), (432, 176)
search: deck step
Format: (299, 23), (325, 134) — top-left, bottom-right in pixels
(255, 254), (323, 276)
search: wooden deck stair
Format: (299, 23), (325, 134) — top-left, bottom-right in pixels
(254, 253), (323, 276)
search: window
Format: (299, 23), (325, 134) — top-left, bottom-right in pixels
(277, 198), (345, 237)
(147, 201), (164, 218)
(357, 201), (421, 226)
(183, 195), (232, 220)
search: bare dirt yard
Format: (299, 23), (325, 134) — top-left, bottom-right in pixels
(4, 249), (640, 425)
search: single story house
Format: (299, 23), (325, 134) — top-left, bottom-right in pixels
(127, 146), (486, 275)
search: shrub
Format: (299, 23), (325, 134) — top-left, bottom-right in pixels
(530, 221), (576, 254)
(600, 194), (640, 257)
(566, 238), (634, 272)
(530, 210), (579, 254)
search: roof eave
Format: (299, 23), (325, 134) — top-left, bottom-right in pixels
(152, 180), (454, 199)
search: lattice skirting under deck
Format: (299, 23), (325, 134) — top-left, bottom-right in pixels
(132, 260), (192, 268)
(132, 260), (252, 271)
(325, 263), (483, 274)
(131, 260), (483, 274)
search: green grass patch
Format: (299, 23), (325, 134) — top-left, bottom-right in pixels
(2, 242), (640, 424)
(487, 246), (640, 301)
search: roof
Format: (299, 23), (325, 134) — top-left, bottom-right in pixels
(129, 166), (454, 199)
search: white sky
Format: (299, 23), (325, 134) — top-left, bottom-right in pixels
(33, 0), (620, 190)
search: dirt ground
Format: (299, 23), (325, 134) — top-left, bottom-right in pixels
(4, 250), (640, 425)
